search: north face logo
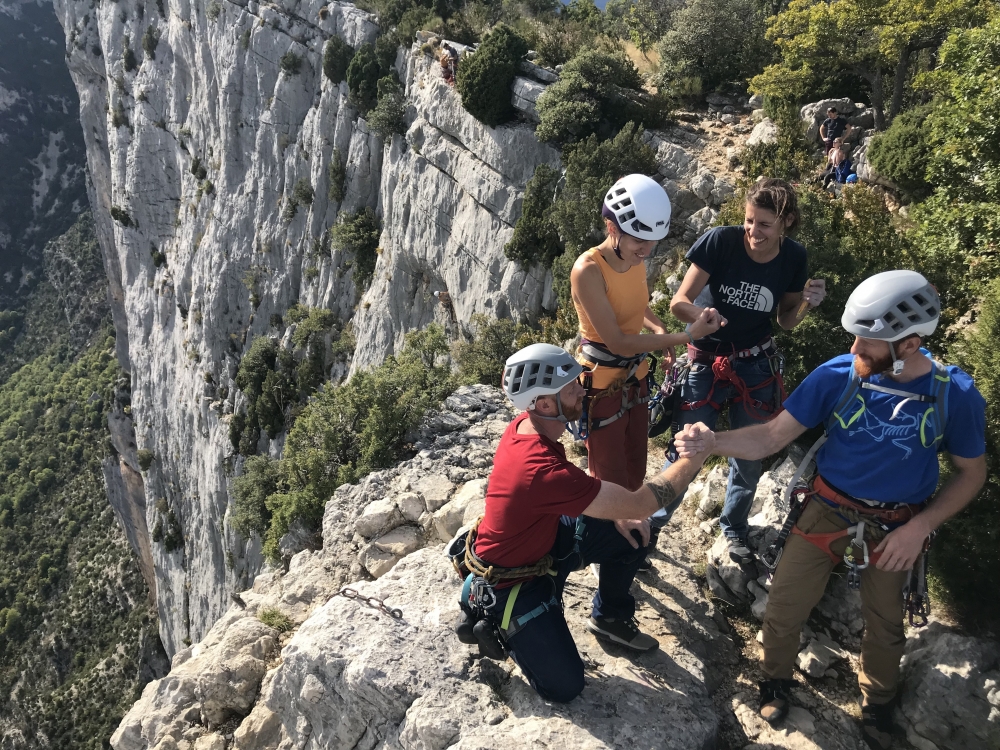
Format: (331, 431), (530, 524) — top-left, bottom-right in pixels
(718, 282), (774, 312)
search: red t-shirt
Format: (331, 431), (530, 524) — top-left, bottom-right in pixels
(474, 414), (601, 568)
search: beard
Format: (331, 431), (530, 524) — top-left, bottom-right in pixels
(561, 398), (584, 422)
(854, 352), (894, 379)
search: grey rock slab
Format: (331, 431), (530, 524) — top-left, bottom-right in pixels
(396, 491), (426, 522)
(372, 524), (423, 557)
(415, 473), (456, 512)
(355, 498), (404, 539)
(746, 118), (779, 148)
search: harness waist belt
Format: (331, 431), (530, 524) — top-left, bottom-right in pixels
(687, 336), (776, 364)
(813, 475), (925, 524)
(579, 339), (648, 370)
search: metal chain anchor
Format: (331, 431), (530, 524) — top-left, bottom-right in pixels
(335, 587), (404, 620)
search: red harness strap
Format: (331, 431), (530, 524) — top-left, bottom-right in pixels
(681, 352), (787, 422)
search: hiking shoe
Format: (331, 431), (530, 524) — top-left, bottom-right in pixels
(586, 616), (659, 651)
(727, 537), (755, 567)
(859, 698), (894, 749)
(759, 678), (795, 725)
(637, 557), (653, 572)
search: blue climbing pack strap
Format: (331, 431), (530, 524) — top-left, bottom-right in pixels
(826, 356), (950, 448)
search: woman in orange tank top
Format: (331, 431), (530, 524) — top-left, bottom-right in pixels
(570, 174), (723, 512)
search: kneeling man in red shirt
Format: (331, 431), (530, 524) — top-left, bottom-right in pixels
(463, 343), (712, 702)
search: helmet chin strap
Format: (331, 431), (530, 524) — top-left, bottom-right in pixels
(530, 396), (571, 424)
(889, 341), (905, 375)
(612, 231), (624, 261)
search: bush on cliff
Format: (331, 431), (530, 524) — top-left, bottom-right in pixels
(367, 76), (407, 139)
(457, 24), (529, 127)
(253, 324), (455, 559)
(504, 163), (562, 269)
(455, 314), (531, 387)
(535, 50), (667, 146)
(347, 43), (383, 113)
(330, 208), (382, 289)
(866, 105), (934, 202)
(323, 36), (355, 84)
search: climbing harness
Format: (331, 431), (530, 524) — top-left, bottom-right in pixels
(333, 587), (403, 620)
(648, 358), (691, 439)
(571, 339), (658, 440)
(681, 338), (787, 422)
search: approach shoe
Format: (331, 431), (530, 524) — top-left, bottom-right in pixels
(637, 557), (653, 572)
(727, 537), (756, 568)
(758, 678), (795, 725)
(859, 698), (895, 749)
(586, 616), (659, 651)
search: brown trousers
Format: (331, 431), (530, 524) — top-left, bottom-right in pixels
(763, 499), (909, 704)
(585, 380), (649, 491)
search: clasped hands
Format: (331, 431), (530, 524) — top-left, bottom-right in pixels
(674, 422), (717, 459)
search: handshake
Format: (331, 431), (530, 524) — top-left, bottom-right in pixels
(675, 422), (717, 459)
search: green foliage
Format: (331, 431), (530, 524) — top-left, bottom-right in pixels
(142, 26), (160, 60)
(230, 455), (280, 539)
(258, 607), (295, 632)
(0, 310), (24, 352)
(190, 155), (208, 181)
(122, 43), (138, 72)
(455, 314), (530, 386)
(110, 205), (133, 226)
(257, 324), (454, 559)
(347, 43), (383, 113)
(136, 448), (154, 471)
(328, 148), (347, 203)
(367, 76), (407, 139)
(504, 163), (562, 269)
(738, 103), (813, 181)
(866, 105), (933, 201)
(291, 177), (314, 207)
(324, 36), (355, 84)
(656, 0), (772, 95)
(456, 24), (529, 127)
(206, 0), (221, 20)
(111, 100), (129, 130)
(331, 208), (382, 289)
(535, 50), (667, 146)
(280, 51), (303, 75)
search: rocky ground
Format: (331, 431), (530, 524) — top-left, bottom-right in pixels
(109, 386), (1000, 750)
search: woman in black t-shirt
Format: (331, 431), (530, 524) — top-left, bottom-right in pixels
(669, 179), (826, 563)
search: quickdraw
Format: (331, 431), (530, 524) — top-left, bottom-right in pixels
(648, 359), (690, 439)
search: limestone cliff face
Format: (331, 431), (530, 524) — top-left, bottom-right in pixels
(49, 0), (566, 655)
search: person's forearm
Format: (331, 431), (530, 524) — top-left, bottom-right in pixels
(644, 306), (666, 334)
(670, 299), (703, 324)
(776, 305), (806, 330)
(634, 455), (705, 515)
(599, 331), (689, 356)
(714, 422), (783, 460)
(910, 465), (987, 535)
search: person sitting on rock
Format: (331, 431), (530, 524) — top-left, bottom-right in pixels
(460, 343), (714, 703)
(822, 138), (854, 187)
(669, 178), (826, 568)
(820, 106), (853, 154)
(570, 173), (724, 568)
(675, 271), (986, 750)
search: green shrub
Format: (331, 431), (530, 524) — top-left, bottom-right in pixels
(367, 76), (407, 139)
(230, 455), (280, 539)
(328, 148), (347, 203)
(142, 26), (159, 59)
(535, 50), (667, 146)
(258, 607), (294, 632)
(738, 103), (812, 181)
(324, 36), (355, 84)
(136, 449), (154, 472)
(866, 105), (933, 202)
(331, 208), (382, 288)
(190, 155), (208, 180)
(110, 206), (133, 226)
(206, 0), (221, 20)
(280, 51), (303, 75)
(456, 24), (529, 127)
(291, 178), (314, 206)
(505, 163), (562, 268)
(111, 101), (129, 130)
(655, 0), (772, 95)
(455, 314), (530, 386)
(122, 44), (138, 72)
(347, 43), (383, 113)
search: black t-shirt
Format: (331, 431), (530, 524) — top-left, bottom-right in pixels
(822, 116), (847, 141)
(685, 226), (808, 351)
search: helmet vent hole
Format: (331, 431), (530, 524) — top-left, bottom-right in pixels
(891, 321), (904, 332)
(897, 301), (912, 313)
(621, 210), (635, 221)
(884, 312), (897, 324)
(857, 319), (875, 328)
(631, 219), (652, 234)
(927, 306), (938, 317)
(913, 293), (926, 305)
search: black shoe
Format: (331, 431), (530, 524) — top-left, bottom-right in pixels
(759, 678), (795, 725)
(859, 698), (894, 749)
(637, 557), (653, 572)
(586, 616), (659, 651)
(727, 537), (755, 567)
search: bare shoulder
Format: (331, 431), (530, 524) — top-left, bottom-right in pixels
(571, 250), (602, 283)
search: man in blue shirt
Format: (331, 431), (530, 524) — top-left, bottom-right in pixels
(676, 271), (987, 750)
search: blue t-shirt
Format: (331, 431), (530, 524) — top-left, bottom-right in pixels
(784, 354), (986, 504)
(686, 226), (808, 351)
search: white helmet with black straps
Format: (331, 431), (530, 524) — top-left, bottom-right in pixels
(842, 270), (940, 373)
(603, 174), (671, 242)
(502, 343), (582, 421)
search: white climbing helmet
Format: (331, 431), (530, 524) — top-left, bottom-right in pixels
(603, 174), (672, 242)
(502, 343), (582, 415)
(842, 270), (940, 342)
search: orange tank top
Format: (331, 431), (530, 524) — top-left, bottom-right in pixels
(573, 247), (650, 390)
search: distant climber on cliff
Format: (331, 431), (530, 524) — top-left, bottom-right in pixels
(440, 43), (459, 85)
(675, 271), (986, 750)
(570, 173), (724, 568)
(668, 178), (826, 569)
(449, 343), (715, 702)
